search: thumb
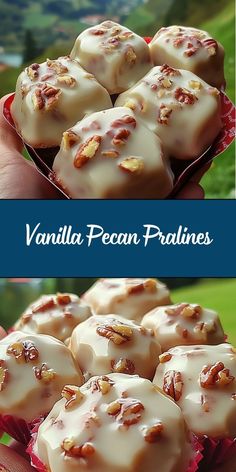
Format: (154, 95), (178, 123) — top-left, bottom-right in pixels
(0, 444), (34, 472)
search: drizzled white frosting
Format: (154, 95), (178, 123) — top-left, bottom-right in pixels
(70, 21), (151, 94)
(33, 373), (192, 472)
(0, 331), (83, 422)
(14, 293), (92, 342)
(150, 25), (225, 89)
(142, 303), (225, 351)
(11, 56), (112, 148)
(69, 315), (161, 380)
(52, 108), (173, 199)
(83, 278), (171, 321)
(154, 343), (236, 438)
(115, 65), (222, 159)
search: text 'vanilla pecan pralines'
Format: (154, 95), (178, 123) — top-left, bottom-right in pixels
(70, 21), (151, 94)
(83, 278), (171, 321)
(11, 56), (112, 148)
(52, 107), (174, 198)
(153, 343), (236, 438)
(31, 374), (193, 472)
(142, 303), (225, 351)
(14, 293), (92, 342)
(0, 332), (83, 423)
(115, 65), (222, 160)
(149, 26), (225, 90)
(69, 315), (161, 380)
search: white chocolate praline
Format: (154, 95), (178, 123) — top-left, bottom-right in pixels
(153, 343), (236, 438)
(0, 331), (83, 422)
(70, 21), (152, 94)
(142, 303), (225, 352)
(150, 26), (225, 90)
(69, 315), (161, 380)
(32, 374), (193, 472)
(52, 107), (173, 199)
(14, 293), (92, 342)
(83, 278), (171, 322)
(115, 65), (222, 160)
(11, 56), (112, 148)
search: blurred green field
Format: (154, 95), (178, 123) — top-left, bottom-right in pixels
(172, 278), (236, 345)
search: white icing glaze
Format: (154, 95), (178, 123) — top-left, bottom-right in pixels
(70, 21), (152, 94)
(11, 56), (112, 148)
(150, 26), (225, 89)
(153, 343), (236, 438)
(115, 65), (222, 159)
(69, 315), (161, 380)
(83, 278), (171, 321)
(142, 303), (225, 351)
(0, 331), (83, 422)
(52, 107), (174, 199)
(33, 373), (193, 472)
(14, 293), (92, 342)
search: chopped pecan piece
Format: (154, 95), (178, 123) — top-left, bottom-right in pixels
(200, 362), (235, 389)
(144, 422), (164, 443)
(144, 279), (157, 292)
(160, 64), (181, 76)
(0, 360), (9, 392)
(90, 375), (115, 393)
(34, 363), (56, 383)
(62, 439), (95, 458)
(160, 77), (172, 88)
(90, 28), (106, 36)
(158, 104), (173, 125)
(173, 37), (185, 47)
(124, 100), (136, 111)
(62, 130), (80, 150)
(7, 340), (39, 363)
(57, 75), (76, 87)
(74, 135), (101, 168)
(96, 323), (133, 345)
(111, 358), (135, 374)
(119, 157), (144, 174)
(21, 313), (32, 324)
(201, 394), (210, 412)
(32, 297), (56, 313)
(27, 63), (40, 80)
(184, 47), (198, 57)
(166, 303), (201, 319)
(125, 47), (137, 65)
(202, 38), (218, 56)
(102, 150), (119, 158)
(194, 321), (216, 336)
(32, 88), (44, 111)
(118, 32), (134, 41)
(163, 370), (183, 401)
(112, 129), (131, 146)
(46, 59), (68, 75)
(175, 87), (197, 105)
(159, 353), (172, 363)
(107, 397), (144, 426)
(189, 80), (202, 90)
(57, 293), (71, 305)
(62, 385), (84, 409)
(111, 115), (137, 129)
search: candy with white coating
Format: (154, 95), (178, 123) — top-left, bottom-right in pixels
(11, 56), (112, 148)
(142, 303), (225, 351)
(0, 331), (83, 422)
(52, 107), (174, 199)
(31, 373), (193, 472)
(83, 278), (171, 321)
(69, 315), (161, 380)
(153, 343), (236, 438)
(149, 26), (225, 90)
(70, 21), (152, 94)
(115, 65), (222, 159)
(14, 293), (92, 342)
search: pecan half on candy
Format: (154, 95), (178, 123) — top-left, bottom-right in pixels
(200, 362), (235, 389)
(163, 370), (183, 401)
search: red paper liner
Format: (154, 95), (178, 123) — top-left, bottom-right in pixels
(0, 414), (44, 446)
(3, 84), (235, 199)
(195, 435), (236, 469)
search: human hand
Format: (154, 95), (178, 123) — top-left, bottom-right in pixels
(0, 94), (208, 200)
(0, 95), (62, 199)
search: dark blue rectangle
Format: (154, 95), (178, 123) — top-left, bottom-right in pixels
(0, 200), (235, 277)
